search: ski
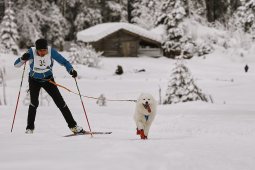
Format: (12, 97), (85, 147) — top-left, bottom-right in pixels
(64, 131), (112, 137)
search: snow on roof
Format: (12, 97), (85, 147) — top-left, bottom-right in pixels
(77, 22), (163, 43)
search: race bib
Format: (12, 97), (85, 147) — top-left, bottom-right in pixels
(31, 47), (52, 73)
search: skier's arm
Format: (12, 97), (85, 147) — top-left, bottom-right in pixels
(14, 49), (33, 68)
(51, 48), (73, 74)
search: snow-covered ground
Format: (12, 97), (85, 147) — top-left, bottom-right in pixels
(0, 50), (255, 170)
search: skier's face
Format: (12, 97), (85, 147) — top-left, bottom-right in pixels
(37, 49), (48, 57)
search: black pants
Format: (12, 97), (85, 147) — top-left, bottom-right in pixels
(26, 76), (77, 130)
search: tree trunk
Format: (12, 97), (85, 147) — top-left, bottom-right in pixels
(205, 0), (230, 22)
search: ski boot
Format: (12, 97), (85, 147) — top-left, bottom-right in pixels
(25, 129), (34, 134)
(70, 125), (84, 134)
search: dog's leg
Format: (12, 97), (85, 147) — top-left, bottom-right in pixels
(136, 121), (147, 139)
(144, 123), (152, 138)
(136, 120), (144, 131)
(136, 128), (141, 135)
(140, 129), (147, 139)
(144, 115), (155, 138)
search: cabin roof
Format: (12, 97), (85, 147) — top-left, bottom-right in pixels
(77, 22), (163, 43)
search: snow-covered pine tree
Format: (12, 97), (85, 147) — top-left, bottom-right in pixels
(82, 44), (103, 67)
(117, 0), (128, 22)
(16, 4), (41, 48)
(74, 7), (102, 33)
(156, 0), (196, 59)
(188, 0), (207, 18)
(16, 1), (70, 50)
(0, 1), (19, 54)
(163, 56), (208, 104)
(101, 0), (127, 22)
(230, 0), (255, 34)
(130, 0), (141, 22)
(131, 0), (158, 29)
(74, 8), (102, 32)
(69, 43), (103, 68)
(46, 3), (70, 50)
(69, 43), (80, 64)
(54, 0), (85, 40)
(96, 94), (106, 106)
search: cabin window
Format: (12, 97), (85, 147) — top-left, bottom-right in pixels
(139, 41), (159, 48)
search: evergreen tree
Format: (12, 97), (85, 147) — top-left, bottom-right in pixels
(163, 56), (209, 104)
(16, 4), (41, 48)
(56, 0), (103, 36)
(188, 0), (207, 18)
(85, 44), (103, 67)
(55, 0), (85, 40)
(74, 7), (102, 32)
(119, 0), (128, 22)
(100, 0), (127, 22)
(131, 0), (158, 29)
(230, 0), (255, 34)
(69, 43), (102, 68)
(0, 1), (19, 54)
(96, 94), (106, 106)
(46, 3), (70, 50)
(156, 0), (195, 58)
(16, 1), (70, 50)
(69, 43), (80, 64)
(130, 0), (141, 22)
(205, 0), (230, 22)
(127, 0), (134, 22)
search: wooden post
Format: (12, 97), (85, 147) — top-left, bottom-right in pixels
(0, 68), (3, 105)
(159, 85), (162, 105)
(2, 67), (6, 105)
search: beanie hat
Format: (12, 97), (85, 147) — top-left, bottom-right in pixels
(35, 38), (48, 50)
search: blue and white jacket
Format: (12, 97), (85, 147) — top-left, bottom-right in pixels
(14, 46), (73, 80)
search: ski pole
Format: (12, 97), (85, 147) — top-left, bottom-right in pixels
(11, 61), (27, 132)
(74, 78), (93, 137)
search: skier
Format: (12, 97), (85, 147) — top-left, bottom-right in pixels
(14, 38), (84, 134)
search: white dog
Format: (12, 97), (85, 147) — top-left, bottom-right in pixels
(134, 93), (157, 139)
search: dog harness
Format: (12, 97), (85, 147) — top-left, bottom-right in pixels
(144, 115), (149, 121)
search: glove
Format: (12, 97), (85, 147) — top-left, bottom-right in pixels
(21, 53), (30, 61)
(70, 69), (77, 78)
